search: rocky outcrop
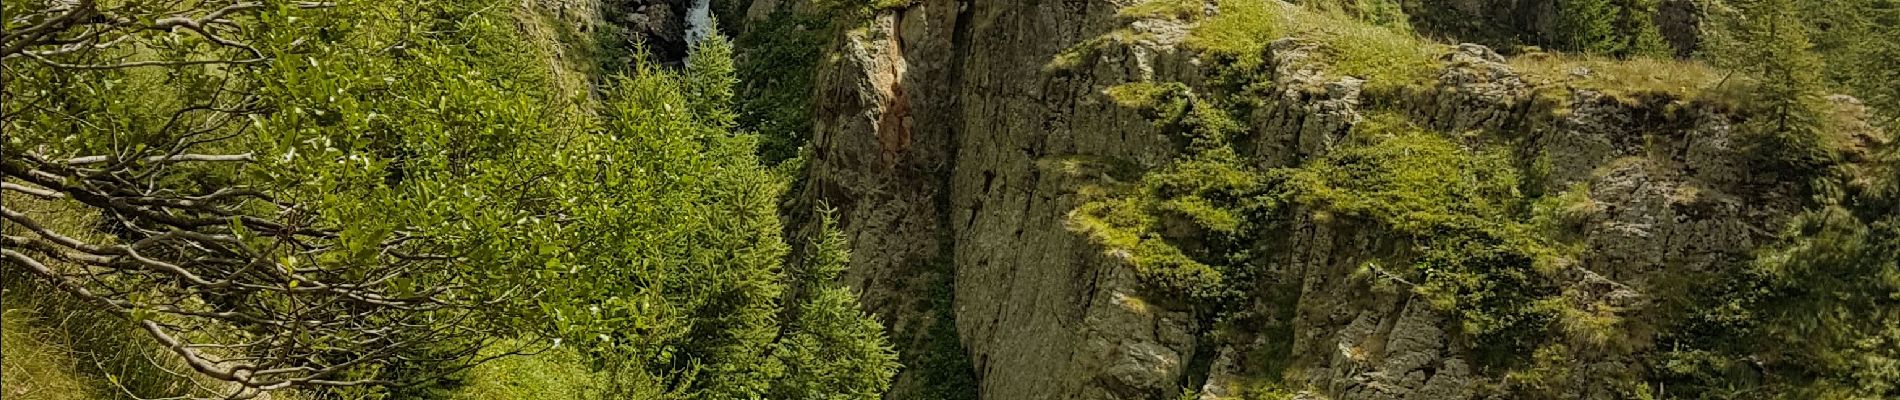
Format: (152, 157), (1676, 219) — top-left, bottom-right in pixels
(772, 0), (1829, 399)
(604, 0), (694, 63)
(801, 1), (1210, 398)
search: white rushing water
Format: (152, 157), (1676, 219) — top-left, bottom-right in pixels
(685, 0), (715, 50)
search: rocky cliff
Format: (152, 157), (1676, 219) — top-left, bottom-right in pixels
(716, 0), (1890, 399)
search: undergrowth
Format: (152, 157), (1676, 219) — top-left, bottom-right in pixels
(1, 196), (242, 400)
(1511, 52), (1726, 100)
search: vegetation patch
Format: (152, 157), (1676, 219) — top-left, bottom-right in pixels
(1046, 29), (1155, 73)
(1278, 114), (1523, 232)
(732, 8), (845, 164)
(1183, 0), (1289, 62)
(1185, 0), (1441, 90)
(1120, 0), (1207, 21)
(1069, 148), (1276, 301)
(1277, 114), (1569, 345)
(1511, 52), (1724, 100)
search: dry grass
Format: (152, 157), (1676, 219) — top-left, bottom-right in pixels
(1511, 53), (1726, 98)
(0, 195), (311, 400)
(1, 310), (101, 400)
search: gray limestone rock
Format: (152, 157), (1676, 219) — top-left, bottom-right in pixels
(738, 0), (1839, 399)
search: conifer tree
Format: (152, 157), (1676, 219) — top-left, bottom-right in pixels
(1558, 0), (1621, 54)
(1706, 0), (1836, 180)
(1557, 0), (1671, 57)
(767, 212), (901, 400)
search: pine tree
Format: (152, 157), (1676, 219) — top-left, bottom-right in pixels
(1619, 0), (1675, 58)
(1558, 0), (1622, 54)
(767, 212), (901, 399)
(1556, 0), (1672, 57)
(686, 23), (741, 130)
(1801, 0), (1900, 126)
(1706, 0), (1836, 181)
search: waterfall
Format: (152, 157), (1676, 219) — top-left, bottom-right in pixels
(685, 0), (715, 52)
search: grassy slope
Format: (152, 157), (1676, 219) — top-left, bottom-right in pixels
(2, 304), (103, 400)
(1, 196), (225, 400)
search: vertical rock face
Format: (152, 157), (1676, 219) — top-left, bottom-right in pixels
(603, 0), (694, 63)
(803, 1), (1211, 398)
(786, 1), (1820, 400)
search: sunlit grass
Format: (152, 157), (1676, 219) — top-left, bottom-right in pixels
(1184, 0), (1441, 90)
(1511, 52), (1725, 98)
(448, 343), (602, 400)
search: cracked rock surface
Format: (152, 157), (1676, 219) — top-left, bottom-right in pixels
(731, 0), (1827, 399)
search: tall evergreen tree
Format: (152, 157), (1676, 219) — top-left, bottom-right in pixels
(2, 2), (898, 398)
(1706, 0), (1837, 181)
(1556, 0), (1671, 57)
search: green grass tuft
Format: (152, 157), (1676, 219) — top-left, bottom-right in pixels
(1, 310), (102, 400)
(1120, 0), (1206, 21)
(1185, 0), (1440, 90)
(447, 345), (601, 400)
(1183, 0), (1287, 60)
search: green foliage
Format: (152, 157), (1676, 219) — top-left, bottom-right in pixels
(1184, 0), (1287, 63)
(1106, 82), (1192, 111)
(687, 32), (741, 130)
(1557, 0), (1619, 54)
(1186, 0), (1440, 91)
(1, 257), (224, 400)
(1319, 18), (1440, 90)
(768, 212), (902, 400)
(1704, 0), (1854, 193)
(1046, 29), (1155, 74)
(1658, 207), (1900, 398)
(1086, 1), (1899, 397)
(729, 3), (865, 164)
(0, 309), (100, 400)
(520, 64), (895, 398)
(1553, 0), (1670, 58)
(1069, 147), (1276, 301)
(1087, 80), (1567, 355)
(1509, 53), (1724, 100)
(908, 260), (982, 400)
(1799, 0), (1900, 126)
(4, 0), (897, 398)
(446, 345), (602, 400)
(1301, 0), (1412, 29)
(1279, 115), (1522, 231)
(1275, 114), (1562, 346)
(1121, 0), (1206, 21)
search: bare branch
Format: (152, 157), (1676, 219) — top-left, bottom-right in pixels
(2, 182), (65, 198)
(65, 153), (256, 165)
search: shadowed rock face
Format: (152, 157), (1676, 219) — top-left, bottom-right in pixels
(725, 1), (1817, 399)
(606, 0), (693, 64)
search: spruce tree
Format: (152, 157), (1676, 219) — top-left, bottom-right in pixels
(1557, 0), (1671, 57)
(1707, 0), (1835, 181)
(767, 212), (902, 400)
(1558, 0), (1621, 54)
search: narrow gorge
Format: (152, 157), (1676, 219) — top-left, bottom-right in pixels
(2, 0), (1893, 399)
(712, 0), (1896, 399)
